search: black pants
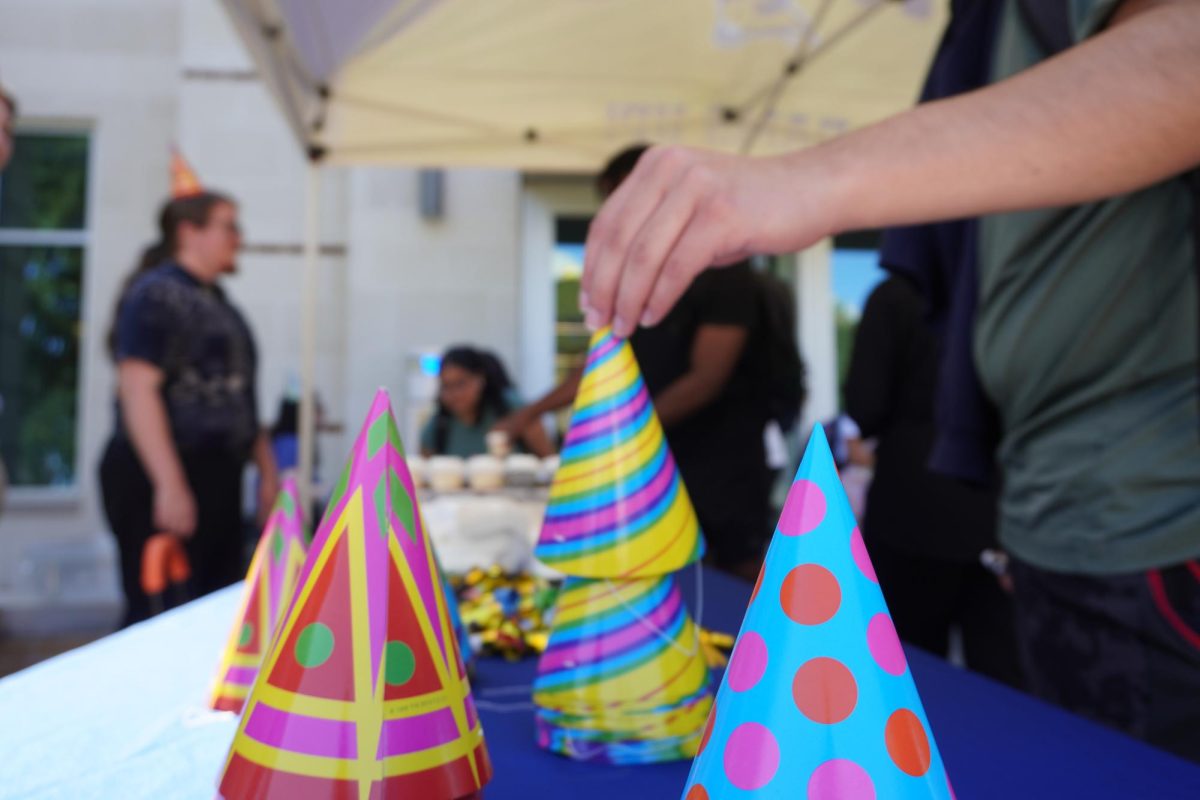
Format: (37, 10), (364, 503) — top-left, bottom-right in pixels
(682, 452), (771, 573)
(1012, 558), (1200, 763)
(870, 540), (1024, 689)
(99, 439), (246, 627)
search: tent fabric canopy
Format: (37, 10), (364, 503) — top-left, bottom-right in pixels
(216, 0), (948, 511)
(221, 0), (946, 172)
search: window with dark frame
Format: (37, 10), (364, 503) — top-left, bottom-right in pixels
(0, 131), (89, 488)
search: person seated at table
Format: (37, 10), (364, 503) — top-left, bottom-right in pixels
(420, 346), (553, 458)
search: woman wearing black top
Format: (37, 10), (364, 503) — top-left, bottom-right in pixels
(99, 192), (278, 626)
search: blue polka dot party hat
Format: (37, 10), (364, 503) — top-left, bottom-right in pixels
(681, 426), (953, 800)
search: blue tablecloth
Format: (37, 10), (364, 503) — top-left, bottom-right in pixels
(3, 567), (1199, 799)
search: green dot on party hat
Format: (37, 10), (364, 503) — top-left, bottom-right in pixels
(295, 622), (334, 668)
(384, 641), (416, 686)
(238, 622), (254, 648)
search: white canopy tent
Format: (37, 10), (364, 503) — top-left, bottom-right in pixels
(218, 0), (946, 505)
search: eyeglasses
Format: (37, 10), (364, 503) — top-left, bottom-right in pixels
(439, 374), (481, 395)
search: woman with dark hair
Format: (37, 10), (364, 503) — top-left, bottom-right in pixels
(420, 347), (552, 458)
(104, 193), (234, 358)
(99, 191), (278, 626)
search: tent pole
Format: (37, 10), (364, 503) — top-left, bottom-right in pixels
(298, 160), (321, 521)
(739, 0), (882, 155)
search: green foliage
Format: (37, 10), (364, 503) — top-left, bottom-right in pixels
(0, 133), (90, 487)
(0, 247), (83, 486)
(555, 276), (588, 384)
(836, 304), (859, 411)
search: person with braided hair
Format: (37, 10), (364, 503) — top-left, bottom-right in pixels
(420, 346), (553, 458)
(99, 191), (278, 626)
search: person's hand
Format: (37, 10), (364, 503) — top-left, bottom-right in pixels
(980, 549), (1014, 594)
(154, 477), (197, 539)
(491, 408), (535, 438)
(579, 145), (839, 338)
(257, 468), (281, 529)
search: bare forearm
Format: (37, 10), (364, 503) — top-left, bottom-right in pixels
(252, 429), (280, 523)
(654, 372), (724, 429)
(657, 324), (746, 427)
(580, 2), (1200, 334)
(121, 383), (185, 490)
(520, 421), (555, 458)
(252, 430), (277, 477)
(529, 366), (584, 417)
(805, 1), (1200, 242)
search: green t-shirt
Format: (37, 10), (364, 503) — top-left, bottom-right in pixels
(974, 1), (1200, 573)
(420, 388), (523, 458)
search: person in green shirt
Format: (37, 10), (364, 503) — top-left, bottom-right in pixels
(571, 0), (1200, 761)
(420, 346), (554, 459)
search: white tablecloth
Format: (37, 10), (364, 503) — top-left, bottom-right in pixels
(2, 587), (243, 800)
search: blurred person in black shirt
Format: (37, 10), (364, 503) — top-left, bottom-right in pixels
(499, 145), (771, 580)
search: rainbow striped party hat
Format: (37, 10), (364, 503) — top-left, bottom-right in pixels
(536, 327), (703, 578)
(219, 390), (491, 800)
(534, 574), (713, 764)
(209, 476), (308, 713)
(681, 426), (952, 799)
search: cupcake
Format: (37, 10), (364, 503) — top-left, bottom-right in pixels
(406, 455), (429, 488)
(538, 455), (561, 485)
(429, 456), (466, 492)
(466, 455), (505, 491)
(505, 454), (540, 487)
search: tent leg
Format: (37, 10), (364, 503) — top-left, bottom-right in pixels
(298, 161), (321, 521)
